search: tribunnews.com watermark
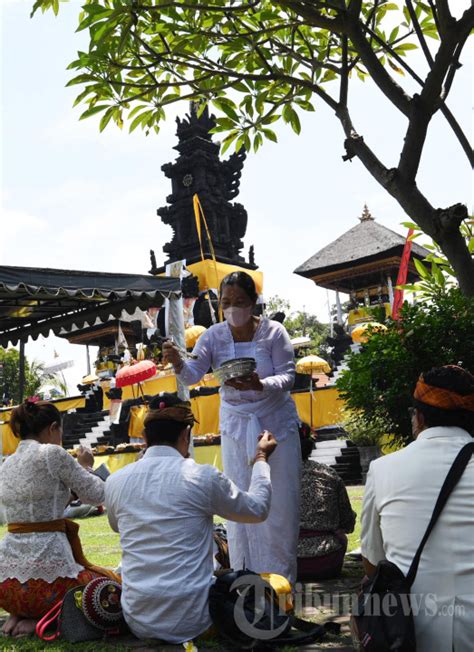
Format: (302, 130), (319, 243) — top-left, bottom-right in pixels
(290, 584), (466, 619)
(229, 575), (467, 642)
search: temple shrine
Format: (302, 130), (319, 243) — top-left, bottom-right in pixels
(151, 102), (258, 272)
(295, 205), (430, 324)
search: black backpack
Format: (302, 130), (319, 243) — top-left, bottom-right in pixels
(351, 442), (474, 652)
(209, 569), (339, 650)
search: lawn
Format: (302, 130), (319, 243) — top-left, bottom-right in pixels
(0, 486), (365, 650)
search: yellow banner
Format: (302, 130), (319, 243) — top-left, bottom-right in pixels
(187, 259), (263, 295)
(93, 445), (222, 473)
(292, 388), (344, 428)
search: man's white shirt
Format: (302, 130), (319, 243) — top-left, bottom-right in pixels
(105, 446), (272, 643)
(361, 427), (474, 652)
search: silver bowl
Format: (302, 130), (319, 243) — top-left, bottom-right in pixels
(214, 357), (256, 385)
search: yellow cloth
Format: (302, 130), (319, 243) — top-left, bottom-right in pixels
(191, 393), (220, 436)
(187, 259), (264, 295)
(348, 304), (391, 326)
(129, 405), (148, 439)
(94, 452), (139, 473)
(8, 519), (120, 582)
(1, 421), (20, 455)
(93, 446), (223, 474)
(0, 396), (86, 455)
(292, 388), (343, 428)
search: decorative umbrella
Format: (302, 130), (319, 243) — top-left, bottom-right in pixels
(185, 325), (207, 349)
(296, 355), (331, 375)
(295, 355), (331, 428)
(351, 322), (387, 344)
(115, 360), (157, 402)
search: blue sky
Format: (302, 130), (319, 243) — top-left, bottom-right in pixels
(1, 0), (471, 389)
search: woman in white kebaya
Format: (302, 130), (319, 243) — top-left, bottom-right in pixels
(164, 271), (301, 585)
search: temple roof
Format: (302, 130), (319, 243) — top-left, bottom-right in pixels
(295, 208), (430, 280)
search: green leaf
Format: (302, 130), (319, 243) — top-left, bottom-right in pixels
(99, 107), (115, 132)
(79, 104), (110, 120)
(66, 74), (97, 87)
(212, 98), (239, 122)
(220, 131), (239, 155)
(262, 128), (278, 143)
(396, 42), (418, 51)
(414, 258), (429, 279)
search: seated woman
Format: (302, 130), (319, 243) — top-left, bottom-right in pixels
(297, 430), (356, 580)
(0, 400), (117, 638)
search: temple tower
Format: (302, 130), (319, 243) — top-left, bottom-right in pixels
(154, 103), (256, 270)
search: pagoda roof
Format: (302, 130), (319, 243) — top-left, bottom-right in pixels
(295, 209), (430, 281)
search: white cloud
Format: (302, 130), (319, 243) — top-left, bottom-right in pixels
(0, 204), (47, 261)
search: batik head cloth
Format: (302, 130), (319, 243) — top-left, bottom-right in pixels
(413, 367), (474, 412)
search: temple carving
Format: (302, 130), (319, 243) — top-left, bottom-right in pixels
(157, 103), (255, 268)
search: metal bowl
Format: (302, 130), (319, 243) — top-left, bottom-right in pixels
(214, 357), (256, 385)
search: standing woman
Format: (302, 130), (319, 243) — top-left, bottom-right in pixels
(0, 400), (115, 638)
(164, 271), (301, 585)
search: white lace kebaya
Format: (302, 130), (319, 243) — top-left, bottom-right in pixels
(0, 439), (105, 583)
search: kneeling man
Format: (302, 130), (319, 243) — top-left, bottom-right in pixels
(105, 393), (276, 643)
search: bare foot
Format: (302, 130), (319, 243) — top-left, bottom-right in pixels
(12, 618), (38, 638)
(2, 614), (20, 636)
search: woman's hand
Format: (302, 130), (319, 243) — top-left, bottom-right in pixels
(77, 445), (94, 471)
(225, 372), (263, 392)
(162, 340), (184, 372)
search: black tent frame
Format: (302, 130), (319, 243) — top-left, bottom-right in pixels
(0, 265), (181, 401)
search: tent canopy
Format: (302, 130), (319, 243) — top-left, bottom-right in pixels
(0, 265), (181, 348)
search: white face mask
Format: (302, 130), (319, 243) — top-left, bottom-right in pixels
(224, 306), (253, 328)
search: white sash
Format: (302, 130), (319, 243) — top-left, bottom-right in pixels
(220, 392), (290, 465)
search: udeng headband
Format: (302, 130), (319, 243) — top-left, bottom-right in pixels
(414, 379), (474, 412)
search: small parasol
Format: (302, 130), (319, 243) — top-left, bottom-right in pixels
(295, 355), (332, 428)
(115, 360), (157, 401)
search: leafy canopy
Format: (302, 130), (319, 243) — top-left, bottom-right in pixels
(400, 218), (474, 300)
(0, 348), (51, 404)
(266, 295), (329, 356)
(32, 0), (445, 151)
(31, 0), (474, 292)
(336, 288), (474, 446)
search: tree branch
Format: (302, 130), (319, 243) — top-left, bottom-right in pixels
(344, 15), (411, 116)
(360, 21), (473, 167)
(435, 0), (454, 36)
(397, 94), (430, 182)
(405, 0), (434, 67)
(133, 0), (259, 13)
(340, 35), (348, 106)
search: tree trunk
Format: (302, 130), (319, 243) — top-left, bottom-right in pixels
(436, 225), (474, 297)
(342, 131), (474, 296)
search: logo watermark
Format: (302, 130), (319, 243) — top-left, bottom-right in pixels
(228, 576), (466, 643)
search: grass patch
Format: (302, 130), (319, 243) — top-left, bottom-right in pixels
(346, 484), (364, 552)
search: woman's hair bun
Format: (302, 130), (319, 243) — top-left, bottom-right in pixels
(10, 400), (62, 439)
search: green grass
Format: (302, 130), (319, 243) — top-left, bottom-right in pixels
(0, 487), (365, 650)
(346, 485), (364, 552)
(0, 515), (122, 570)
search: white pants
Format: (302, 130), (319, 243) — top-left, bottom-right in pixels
(221, 426), (302, 586)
